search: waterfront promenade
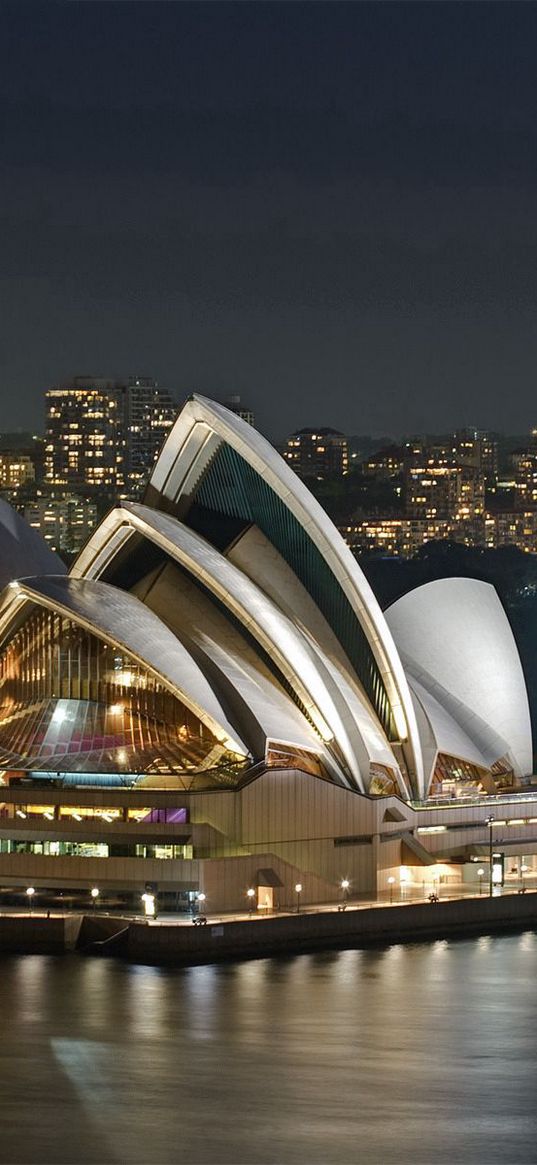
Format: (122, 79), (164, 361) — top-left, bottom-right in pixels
(1, 883), (537, 964)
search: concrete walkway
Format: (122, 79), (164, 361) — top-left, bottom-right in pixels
(146, 878), (537, 926)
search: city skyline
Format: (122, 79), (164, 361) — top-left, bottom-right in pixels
(6, 378), (537, 563)
(3, 373), (537, 446)
(4, 3), (537, 437)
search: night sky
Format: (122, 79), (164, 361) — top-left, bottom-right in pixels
(3, 2), (537, 439)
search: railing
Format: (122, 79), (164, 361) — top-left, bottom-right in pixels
(411, 788), (537, 811)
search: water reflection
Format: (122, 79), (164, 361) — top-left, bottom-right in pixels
(0, 934), (536, 1164)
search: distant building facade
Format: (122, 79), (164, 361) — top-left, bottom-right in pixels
(25, 494), (98, 556)
(362, 445), (404, 478)
(510, 445), (537, 507)
(44, 376), (176, 498)
(453, 428), (499, 484)
(341, 518), (452, 558)
(343, 430), (495, 557)
(404, 457), (485, 547)
(0, 453), (35, 491)
(124, 377), (177, 496)
(284, 428), (349, 478)
(484, 510), (537, 554)
(44, 378), (126, 494)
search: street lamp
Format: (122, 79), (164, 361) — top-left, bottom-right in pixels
(141, 892), (156, 918)
(247, 887), (256, 915)
(387, 876), (395, 905)
(26, 887), (35, 915)
(197, 892), (206, 916)
(341, 879), (350, 907)
(295, 883), (302, 913)
(477, 867), (484, 896)
(90, 887), (99, 913)
(486, 816), (495, 897)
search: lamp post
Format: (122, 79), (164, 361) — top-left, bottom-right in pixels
(387, 876), (395, 905)
(295, 883), (302, 914)
(247, 887), (256, 916)
(341, 879), (350, 908)
(197, 892), (206, 918)
(26, 887), (35, 915)
(521, 863), (529, 892)
(90, 887), (99, 913)
(486, 816), (495, 897)
(477, 867), (484, 896)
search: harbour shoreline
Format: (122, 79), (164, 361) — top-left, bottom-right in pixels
(1, 890), (537, 964)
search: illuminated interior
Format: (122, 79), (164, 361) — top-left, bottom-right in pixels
(0, 609), (248, 781)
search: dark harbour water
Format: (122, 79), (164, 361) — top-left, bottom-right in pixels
(1, 934), (536, 1165)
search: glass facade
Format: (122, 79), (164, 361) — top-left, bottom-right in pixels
(265, 743), (330, 780)
(369, 763), (400, 796)
(0, 608), (247, 782)
(430, 753), (501, 796)
(183, 442), (397, 740)
(0, 839), (193, 859)
(0, 804), (188, 824)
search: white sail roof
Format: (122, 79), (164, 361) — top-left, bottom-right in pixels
(0, 575), (247, 756)
(386, 577), (532, 785)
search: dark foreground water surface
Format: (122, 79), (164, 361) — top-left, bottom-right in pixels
(1, 934), (536, 1165)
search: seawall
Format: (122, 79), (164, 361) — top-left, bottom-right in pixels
(126, 892), (537, 965)
(2, 895), (537, 962)
(0, 913), (82, 954)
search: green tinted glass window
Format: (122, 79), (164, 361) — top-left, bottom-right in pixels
(187, 443), (396, 739)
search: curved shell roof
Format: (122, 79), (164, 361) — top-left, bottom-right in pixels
(0, 498), (65, 591)
(0, 575), (247, 755)
(143, 393), (424, 792)
(72, 502), (404, 791)
(0, 397), (531, 801)
(386, 577), (532, 789)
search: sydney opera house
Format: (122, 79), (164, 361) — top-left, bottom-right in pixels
(0, 396), (534, 912)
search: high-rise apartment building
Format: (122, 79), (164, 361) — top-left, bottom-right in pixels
(44, 378), (125, 493)
(405, 461), (483, 516)
(284, 428), (349, 478)
(125, 377), (177, 495)
(401, 432), (486, 545)
(405, 461), (485, 545)
(453, 428), (499, 484)
(44, 376), (176, 497)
